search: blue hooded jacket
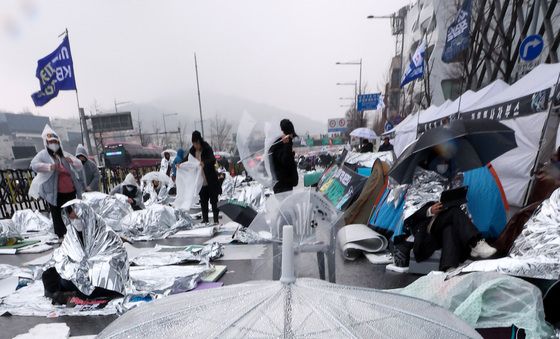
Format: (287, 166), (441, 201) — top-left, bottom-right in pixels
(171, 148), (185, 177)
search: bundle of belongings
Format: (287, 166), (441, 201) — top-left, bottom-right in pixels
(0, 210), (56, 254)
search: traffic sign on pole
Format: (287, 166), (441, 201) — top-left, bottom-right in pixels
(519, 35), (544, 62)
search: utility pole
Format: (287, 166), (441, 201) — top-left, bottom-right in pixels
(194, 53), (205, 138)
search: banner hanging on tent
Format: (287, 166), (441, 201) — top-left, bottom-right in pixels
(31, 35), (77, 107)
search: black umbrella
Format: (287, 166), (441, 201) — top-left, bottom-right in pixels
(389, 119), (517, 184)
(217, 200), (258, 227)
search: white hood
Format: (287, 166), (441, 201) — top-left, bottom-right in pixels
(122, 173), (138, 187)
(41, 124), (62, 151)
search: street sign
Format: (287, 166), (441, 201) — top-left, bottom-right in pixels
(384, 121), (394, 132)
(327, 118), (348, 133)
(357, 93), (381, 111)
(91, 112), (133, 133)
(519, 34), (544, 62)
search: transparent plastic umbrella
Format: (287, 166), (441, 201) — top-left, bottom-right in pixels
(350, 127), (377, 140)
(98, 225), (480, 338)
(236, 111), (282, 188)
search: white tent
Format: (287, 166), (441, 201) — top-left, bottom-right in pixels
(463, 63), (560, 206)
(386, 64), (560, 207)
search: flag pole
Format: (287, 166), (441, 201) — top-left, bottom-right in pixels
(62, 29), (95, 159)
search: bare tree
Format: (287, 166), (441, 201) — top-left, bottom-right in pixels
(209, 115), (233, 152)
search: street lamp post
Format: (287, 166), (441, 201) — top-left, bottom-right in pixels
(336, 60), (362, 96)
(336, 82), (358, 104)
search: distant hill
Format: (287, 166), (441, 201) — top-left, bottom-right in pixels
(116, 91), (326, 136)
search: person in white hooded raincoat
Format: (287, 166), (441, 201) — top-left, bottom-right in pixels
(75, 144), (100, 192)
(109, 173), (145, 210)
(30, 125), (83, 239)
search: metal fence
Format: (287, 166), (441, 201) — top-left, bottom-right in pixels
(0, 166), (159, 219)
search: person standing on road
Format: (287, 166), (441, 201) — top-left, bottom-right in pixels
(184, 131), (221, 224)
(360, 139), (374, 153)
(29, 125), (83, 239)
(378, 137), (394, 152)
(75, 144), (100, 192)
(160, 151), (172, 177)
(270, 119), (299, 194)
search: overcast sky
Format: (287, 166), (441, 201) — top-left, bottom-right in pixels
(0, 0), (410, 123)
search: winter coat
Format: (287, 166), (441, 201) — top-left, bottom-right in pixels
(185, 142), (221, 196)
(378, 143), (394, 152)
(270, 137), (298, 188)
(75, 145), (100, 191)
(29, 125), (83, 206)
(171, 149), (185, 178)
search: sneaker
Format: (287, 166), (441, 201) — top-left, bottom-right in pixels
(470, 240), (497, 259)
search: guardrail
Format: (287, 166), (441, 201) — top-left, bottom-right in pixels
(0, 166), (159, 219)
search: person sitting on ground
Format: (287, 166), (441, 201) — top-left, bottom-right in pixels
(404, 160), (497, 271)
(359, 138), (374, 153)
(109, 173), (144, 210)
(42, 200), (128, 305)
(378, 137), (394, 152)
(75, 144), (100, 192)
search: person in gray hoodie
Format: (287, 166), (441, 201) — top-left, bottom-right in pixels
(75, 144), (100, 192)
(30, 125), (83, 239)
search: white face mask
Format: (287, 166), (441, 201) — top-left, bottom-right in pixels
(71, 219), (84, 232)
(436, 164), (449, 174)
(47, 143), (60, 152)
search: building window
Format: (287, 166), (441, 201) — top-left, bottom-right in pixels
(441, 79), (462, 101)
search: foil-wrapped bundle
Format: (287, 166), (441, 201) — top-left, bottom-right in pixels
(52, 200), (129, 296)
(82, 192), (133, 232)
(232, 183), (266, 212)
(232, 227), (273, 244)
(0, 219), (22, 240)
(402, 168), (449, 220)
(141, 171), (173, 206)
(344, 151), (395, 168)
(129, 265), (209, 294)
(11, 209), (53, 233)
(131, 243), (224, 266)
(173, 208), (194, 230)
(120, 204), (178, 241)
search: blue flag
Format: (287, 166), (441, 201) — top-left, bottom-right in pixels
(400, 40), (426, 88)
(31, 36), (77, 106)
(442, 0), (472, 63)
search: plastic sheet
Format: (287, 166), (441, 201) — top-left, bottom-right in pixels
(53, 200), (129, 296)
(98, 277), (480, 339)
(344, 151), (395, 168)
(174, 157), (203, 210)
(11, 210), (53, 233)
(337, 224), (388, 260)
(82, 192), (133, 232)
(120, 204), (179, 241)
(130, 243), (223, 266)
(396, 272), (554, 339)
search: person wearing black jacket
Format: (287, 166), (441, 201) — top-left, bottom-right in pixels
(184, 131), (221, 224)
(378, 137), (394, 152)
(360, 139), (374, 153)
(404, 201), (496, 271)
(270, 119), (299, 194)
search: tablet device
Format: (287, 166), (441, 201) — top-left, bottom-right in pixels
(440, 186), (468, 209)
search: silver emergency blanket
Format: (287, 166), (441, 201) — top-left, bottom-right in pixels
(11, 209), (53, 233)
(233, 183), (266, 212)
(173, 208), (195, 230)
(52, 200), (129, 296)
(129, 265), (209, 294)
(141, 171), (173, 206)
(396, 272), (554, 339)
(130, 243), (223, 266)
(232, 227), (273, 244)
(400, 168), (449, 220)
(120, 204), (179, 241)
(0, 219), (22, 239)
(98, 277), (480, 339)
(461, 188), (560, 280)
(0, 281), (120, 317)
(0, 264), (42, 280)
(344, 150), (395, 167)
(82, 192), (133, 232)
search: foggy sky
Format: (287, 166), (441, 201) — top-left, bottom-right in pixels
(0, 0), (409, 123)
